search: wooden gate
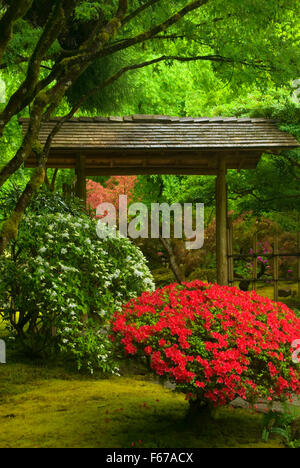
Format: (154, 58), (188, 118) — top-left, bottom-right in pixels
(227, 219), (300, 302)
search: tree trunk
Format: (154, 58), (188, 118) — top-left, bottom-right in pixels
(184, 398), (215, 427)
(0, 167), (45, 255)
(160, 237), (185, 283)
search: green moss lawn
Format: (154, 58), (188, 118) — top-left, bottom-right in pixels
(0, 360), (286, 449)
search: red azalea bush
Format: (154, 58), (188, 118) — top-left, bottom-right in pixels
(111, 281), (300, 407)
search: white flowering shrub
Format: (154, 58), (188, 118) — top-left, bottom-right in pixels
(0, 212), (154, 373)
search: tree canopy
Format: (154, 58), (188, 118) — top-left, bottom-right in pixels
(0, 0), (300, 253)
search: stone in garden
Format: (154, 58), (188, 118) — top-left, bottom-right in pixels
(278, 289), (292, 298)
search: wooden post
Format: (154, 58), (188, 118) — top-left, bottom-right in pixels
(274, 232), (279, 301)
(252, 233), (258, 291)
(75, 155), (87, 203)
(298, 232), (300, 302)
(227, 217), (234, 286)
(216, 159), (228, 285)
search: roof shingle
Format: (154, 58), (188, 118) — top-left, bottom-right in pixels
(19, 116), (299, 175)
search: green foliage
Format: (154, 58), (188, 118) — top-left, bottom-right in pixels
(0, 0), (300, 285)
(66, 54), (134, 114)
(1, 0), (300, 213)
(74, 2), (105, 22)
(0, 186), (85, 223)
(0, 210), (154, 373)
(262, 407), (300, 448)
(64, 0), (300, 115)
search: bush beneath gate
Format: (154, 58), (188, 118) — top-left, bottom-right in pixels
(0, 212), (154, 373)
(112, 281), (300, 410)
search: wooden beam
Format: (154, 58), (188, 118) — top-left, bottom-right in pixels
(75, 155), (86, 202)
(24, 149), (263, 172)
(84, 167), (220, 176)
(216, 159), (229, 285)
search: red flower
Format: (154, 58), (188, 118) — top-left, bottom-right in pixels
(195, 381), (206, 389)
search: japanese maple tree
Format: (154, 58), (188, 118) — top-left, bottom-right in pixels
(87, 175), (137, 215)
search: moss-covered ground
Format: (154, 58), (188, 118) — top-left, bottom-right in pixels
(0, 360), (286, 449)
(1, 278), (298, 449)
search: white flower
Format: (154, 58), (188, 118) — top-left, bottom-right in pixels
(112, 269), (121, 279)
(39, 247), (47, 254)
(61, 248), (67, 255)
(59, 263), (79, 273)
(134, 269), (144, 278)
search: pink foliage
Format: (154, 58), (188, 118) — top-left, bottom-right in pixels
(86, 176), (137, 216)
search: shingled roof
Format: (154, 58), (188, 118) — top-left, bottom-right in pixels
(19, 116), (299, 175)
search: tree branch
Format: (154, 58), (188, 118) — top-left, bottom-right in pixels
(0, 167), (46, 255)
(0, 0), (76, 138)
(41, 52), (272, 156)
(122, 0), (161, 25)
(0, 0), (211, 142)
(116, 0), (129, 17)
(98, 0), (210, 58)
(287, 155), (300, 169)
(0, 0), (33, 64)
(0, 55), (29, 70)
(0, 1), (133, 249)
(196, 14), (234, 28)
(8, 0), (131, 124)
(160, 236), (185, 283)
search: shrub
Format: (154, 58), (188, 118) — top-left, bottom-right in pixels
(0, 212), (154, 373)
(87, 176), (137, 216)
(188, 268), (216, 283)
(112, 281), (300, 408)
(0, 187), (85, 222)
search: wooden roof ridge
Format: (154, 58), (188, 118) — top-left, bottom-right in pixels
(19, 115), (280, 124)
